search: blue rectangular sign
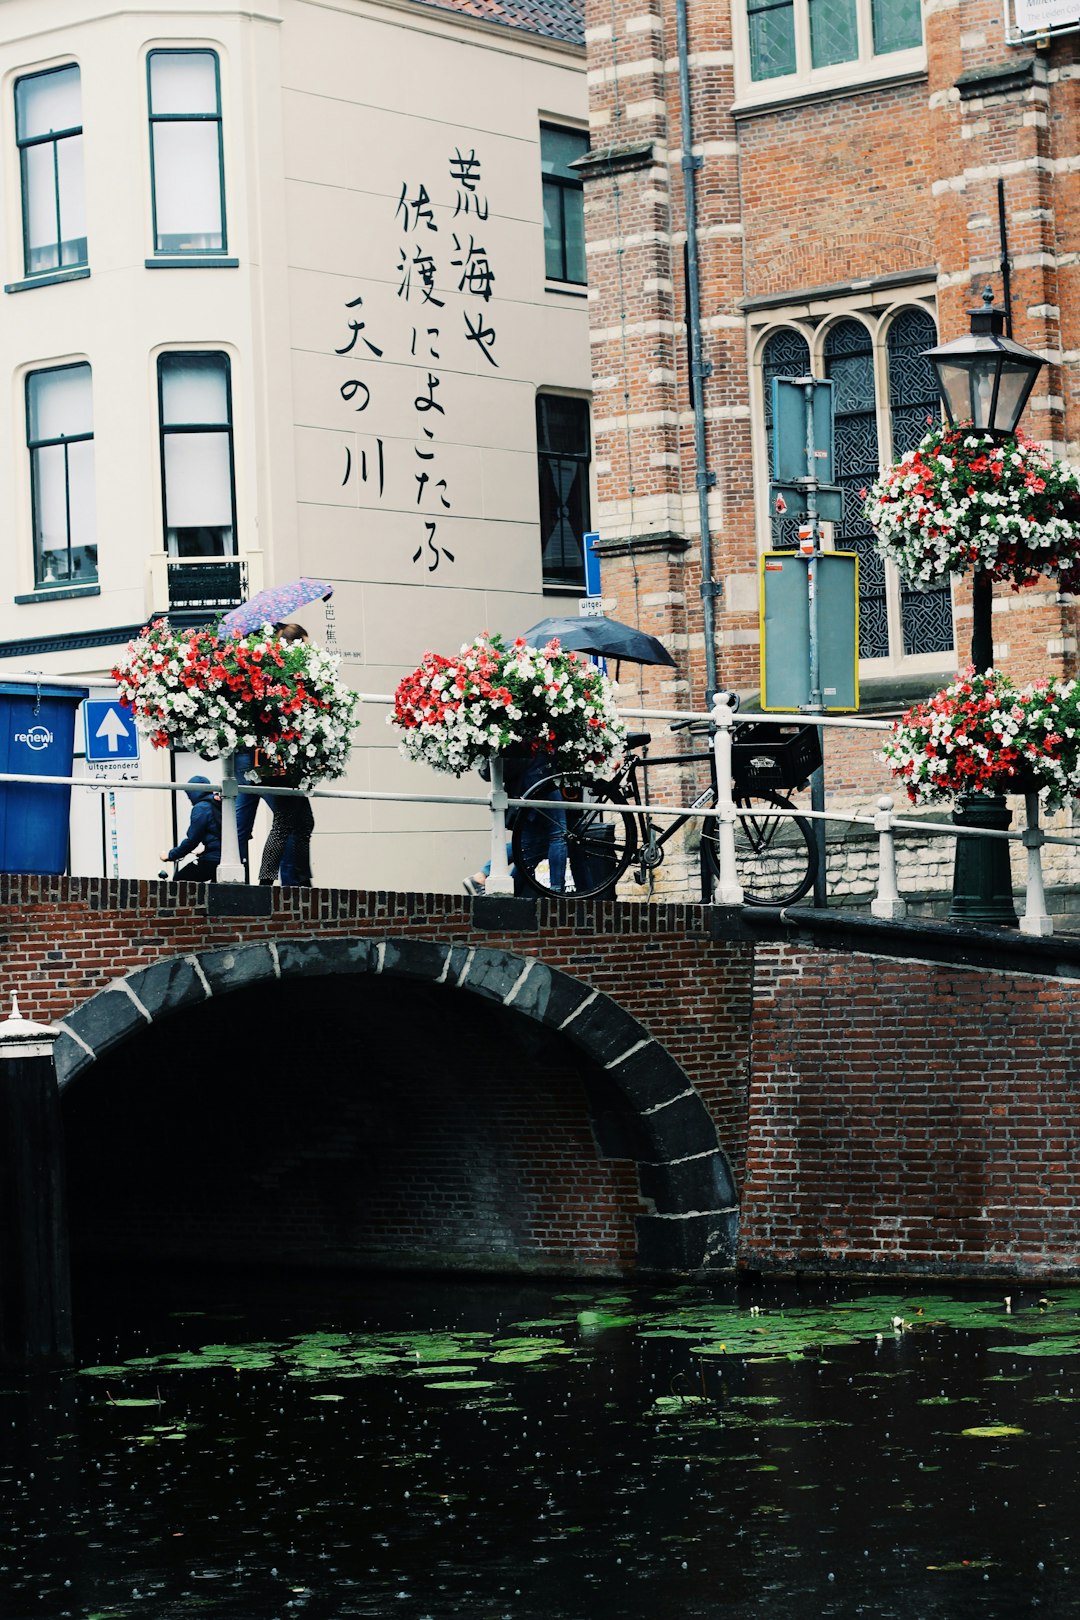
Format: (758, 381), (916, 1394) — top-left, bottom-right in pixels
(583, 531), (602, 597)
(84, 700), (140, 763)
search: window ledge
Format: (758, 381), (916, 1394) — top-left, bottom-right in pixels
(542, 581), (586, 595)
(145, 256), (239, 270)
(5, 266), (90, 294)
(731, 62), (927, 120)
(15, 584), (100, 605)
(544, 280), (588, 298)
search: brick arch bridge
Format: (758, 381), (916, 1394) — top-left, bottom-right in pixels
(7, 876), (1080, 1280)
(56, 931), (739, 1272)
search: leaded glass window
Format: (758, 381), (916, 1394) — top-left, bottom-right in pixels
(887, 308), (953, 657)
(872, 0), (922, 55)
(809, 0), (858, 68)
(824, 320), (887, 660)
(761, 328), (810, 553)
(746, 0), (922, 84)
(748, 0), (796, 80)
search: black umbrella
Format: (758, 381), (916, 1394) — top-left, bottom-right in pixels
(520, 615), (676, 667)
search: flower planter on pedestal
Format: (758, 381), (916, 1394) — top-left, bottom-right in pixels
(948, 791), (1018, 927)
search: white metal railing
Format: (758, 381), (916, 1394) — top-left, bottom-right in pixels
(2, 692), (1078, 935)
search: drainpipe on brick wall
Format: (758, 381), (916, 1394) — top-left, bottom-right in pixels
(674, 0), (718, 701)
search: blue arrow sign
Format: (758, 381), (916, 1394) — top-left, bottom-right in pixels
(84, 700), (140, 763)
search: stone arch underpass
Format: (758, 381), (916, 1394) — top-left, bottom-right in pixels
(55, 936), (738, 1275)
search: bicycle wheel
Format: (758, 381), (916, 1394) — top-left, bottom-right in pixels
(511, 771), (638, 900)
(702, 790), (818, 906)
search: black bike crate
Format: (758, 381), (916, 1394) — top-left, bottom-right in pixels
(731, 722), (821, 791)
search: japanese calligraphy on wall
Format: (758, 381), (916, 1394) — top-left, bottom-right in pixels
(331, 146), (499, 575)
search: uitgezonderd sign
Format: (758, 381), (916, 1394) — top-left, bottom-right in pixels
(1014, 0), (1080, 30)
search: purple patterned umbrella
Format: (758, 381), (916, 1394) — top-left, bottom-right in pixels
(219, 578), (333, 638)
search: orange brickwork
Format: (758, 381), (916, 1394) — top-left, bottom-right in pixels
(581, 0), (1080, 769)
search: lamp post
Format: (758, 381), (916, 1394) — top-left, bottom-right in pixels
(922, 288), (1047, 926)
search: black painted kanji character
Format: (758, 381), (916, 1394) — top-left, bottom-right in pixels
(360, 438), (386, 496)
(449, 148), (488, 221)
(451, 234), (495, 302)
(395, 180), (437, 233)
(336, 296), (384, 359)
(397, 245), (444, 307)
(463, 309), (498, 367)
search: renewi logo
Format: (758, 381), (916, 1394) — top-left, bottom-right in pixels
(14, 725), (54, 751)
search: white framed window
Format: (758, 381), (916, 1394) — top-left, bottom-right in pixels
(15, 65), (87, 276)
(147, 49), (226, 255)
(751, 297), (954, 674)
(735, 0), (924, 102)
(157, 351), (236, 556)
(26, 362), (97, 588)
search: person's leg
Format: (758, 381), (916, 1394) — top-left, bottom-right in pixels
(257, 804), (292, 884)
(284, 799), (314, 886)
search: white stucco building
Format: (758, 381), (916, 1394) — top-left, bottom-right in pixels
(0, 0), (591, 887)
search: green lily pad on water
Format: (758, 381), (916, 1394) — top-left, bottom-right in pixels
(961, 1425), (1025, 1438)
(425, 1380), (499, 1391)
(106, 1397), (163, 1408)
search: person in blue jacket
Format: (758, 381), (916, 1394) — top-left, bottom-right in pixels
(161, 776), (222, 882)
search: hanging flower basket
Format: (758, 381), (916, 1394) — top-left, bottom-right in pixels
(863, 423), (1080, 591)
(389, 632), (625, 778)
(112, 619), (361, 790)
(881, 666), (1080, 808)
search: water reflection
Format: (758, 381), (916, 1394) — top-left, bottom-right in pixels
(1, 1267), (1076, 1618)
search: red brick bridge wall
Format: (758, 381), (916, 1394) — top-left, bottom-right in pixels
(7, 878), (1080, 1280)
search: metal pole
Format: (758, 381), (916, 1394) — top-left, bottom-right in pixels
(801, 378), (828, 907)
(217, 753), (246, 885)
(710, 693), (743, 905)
(997, 177), (1013, 340)
(485, 755), (514, 896)
(674, 0), (718, 701)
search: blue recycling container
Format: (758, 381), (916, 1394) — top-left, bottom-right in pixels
(0, 683), (89, 874)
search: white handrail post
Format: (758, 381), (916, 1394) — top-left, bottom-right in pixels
(870, 795), (907, 920)
(710, 694), (743, 906)
(485, 755), (514, 896)
(1020, 788), (1053, 936)
(217, 752), (246, 885)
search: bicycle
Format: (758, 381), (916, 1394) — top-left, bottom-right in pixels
(510, 714), (819, 906)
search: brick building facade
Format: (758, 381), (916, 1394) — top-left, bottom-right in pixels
(579, 0), (1080, 737)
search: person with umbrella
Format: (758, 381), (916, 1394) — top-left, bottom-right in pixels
(220, 581), (331, 885)
(253, 622), (315, 889)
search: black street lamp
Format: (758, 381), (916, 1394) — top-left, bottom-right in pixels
(921, 288), (1047, 926)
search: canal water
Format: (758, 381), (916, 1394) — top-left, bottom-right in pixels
(4, 1265), (1078, 1620)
